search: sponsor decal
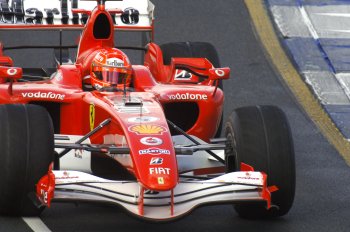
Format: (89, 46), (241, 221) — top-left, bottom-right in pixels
(174, 69), (192, 80)
(140, 137), (163, 146)
(150, 167), (171, 175)
(0, 5), (141, 26)
(74, 149), (83, 159)
(95, 52), (106, 63)
(168, 93), (208, 101)
(106, 58), (124, 67)
(116, 105), (149, 114)
(26, 8), (44, 24)
(237, 172), (260, 181)
(55, 171), (79, 180)
(21, 92), (65, 100)
(121, 7), (140, 25)
(7, 68), (17, 76)
(127, 116), (159, 123)
(158, 177), (165, 185)
(139, 147), (170, 155)
(40, 189), (48, 204)
(89, 103), (95, 131)
(129, 124), (166, 135)
(215, 69), (225, 77)
(150, 157), (163, 165)
(94, 83), (103, 90)
(108, 97), (150, 114)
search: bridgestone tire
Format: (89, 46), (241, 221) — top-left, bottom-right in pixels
(224, 105), (295, 218)
(0, 104), (54, 216)
(160, 42), (223, 137)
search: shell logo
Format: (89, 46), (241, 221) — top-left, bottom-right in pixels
(129, 124), (167, 135)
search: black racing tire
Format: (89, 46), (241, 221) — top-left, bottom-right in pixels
(160, 42), (223, 137)
(0, 104), (54, 216)
(224, 105), (295, 218)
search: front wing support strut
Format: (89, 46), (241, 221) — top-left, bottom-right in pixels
(167, 119), (226, 164)
(58, 118), (111, 158)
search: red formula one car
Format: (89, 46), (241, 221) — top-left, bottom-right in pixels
(0, 0), (295, 221)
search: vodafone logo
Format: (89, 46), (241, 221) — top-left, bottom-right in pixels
(7, 68), (17, 76)
(168, 93), (208, 101)
(215, 69), (225, 77)
(21, 92), (65, 100)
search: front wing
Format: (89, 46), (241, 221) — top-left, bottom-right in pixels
(37, 170), (274, 221)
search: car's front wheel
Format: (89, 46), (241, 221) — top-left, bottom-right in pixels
(225, 105), (295, 218)
(0, 104), (54, 216)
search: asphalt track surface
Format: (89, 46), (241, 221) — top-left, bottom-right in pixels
(1, 1), (350, 231)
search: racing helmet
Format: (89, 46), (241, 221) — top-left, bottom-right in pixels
(91, 48), (132, 89)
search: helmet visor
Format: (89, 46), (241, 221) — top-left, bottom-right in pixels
(93, 65), (129, 85)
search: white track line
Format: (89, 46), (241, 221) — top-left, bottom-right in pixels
(299, 4), (319, 39)
(22, 217), (52, 232)
(316, 13), (350, 18)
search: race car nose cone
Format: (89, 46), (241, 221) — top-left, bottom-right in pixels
(140, 154), (178, 191)
(126, 130), (178, 191)
(146, 170), (176, 191)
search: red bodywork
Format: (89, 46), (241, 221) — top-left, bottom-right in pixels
(0, 4), (229, 192)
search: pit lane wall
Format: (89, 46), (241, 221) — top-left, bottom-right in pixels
(266, 0), (350, 140)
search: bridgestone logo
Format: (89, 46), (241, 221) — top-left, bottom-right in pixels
(168, 93), (208, 100)
(22, 92), (65, 100)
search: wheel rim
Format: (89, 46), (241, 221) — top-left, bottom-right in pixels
(225, 130), (238, 172)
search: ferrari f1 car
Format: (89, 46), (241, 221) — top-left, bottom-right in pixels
(0, 0), (295, 221)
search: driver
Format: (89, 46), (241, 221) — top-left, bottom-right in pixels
(90, 48), (132, 90)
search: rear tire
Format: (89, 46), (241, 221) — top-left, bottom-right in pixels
(224, 105), (295, 218)
(0, 104), (54, 216)
(160, 42), (223, 137)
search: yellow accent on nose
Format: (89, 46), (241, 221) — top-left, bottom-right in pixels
(131, 125), (164, 134)
(89, 104), (95, 131)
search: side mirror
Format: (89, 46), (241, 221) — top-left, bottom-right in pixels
(0, 66), (22, 80)
(208, 67), (230, 81)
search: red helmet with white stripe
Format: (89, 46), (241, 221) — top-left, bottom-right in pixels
(91, 48), (132, 89)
